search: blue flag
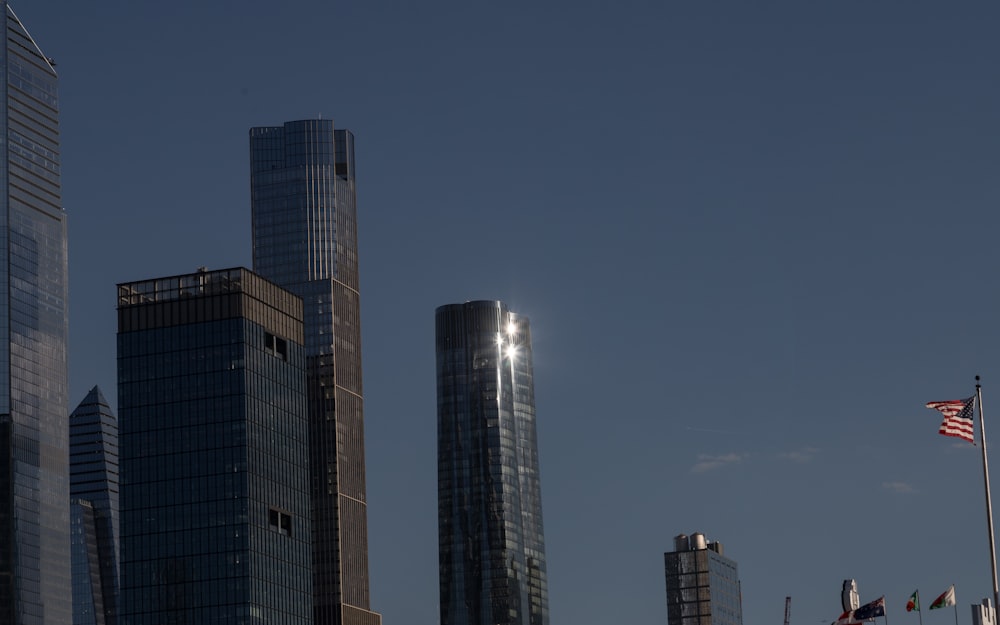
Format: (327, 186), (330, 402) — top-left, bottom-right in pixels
(854, 597), (886, 620)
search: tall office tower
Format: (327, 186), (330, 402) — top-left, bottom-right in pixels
(435, 301), (549, 625)
(664, 533), (743, 625)
(70, 387), (120, 625)
(117, 268), (313, 624)
(0, 5), (70, 625)
(250, 120), (380, 625)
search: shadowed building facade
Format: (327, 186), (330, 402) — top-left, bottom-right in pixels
(0, 5), (70, 624)
(664, 533), (743, 625)
(250, 119), (380, 625)
(70, 386), (119, 625)
(117, 268), (312, 624)
(436, 301), (549, 625)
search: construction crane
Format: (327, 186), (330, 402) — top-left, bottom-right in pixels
(784, 597), (792, 625)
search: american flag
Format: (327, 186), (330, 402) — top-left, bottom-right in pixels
(925, 396), (976, 444)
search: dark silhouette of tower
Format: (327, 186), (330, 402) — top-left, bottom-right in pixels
(70, 387), (120, 625)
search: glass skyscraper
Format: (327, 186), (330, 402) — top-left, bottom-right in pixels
(250, 119), (380, 625)
(0, 4), (70, 625)
(664, 533), (743, 625)
(70, 386), (120, 625)
(117, 268), (313, 625)
(435, 301), (549, 625)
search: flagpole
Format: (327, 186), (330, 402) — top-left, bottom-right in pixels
(976, 376), (1000, 613)
(917, 592), (923, 625)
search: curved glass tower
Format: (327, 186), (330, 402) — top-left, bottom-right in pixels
(0, 5), (69, 624)
(436, 301), (548, 625)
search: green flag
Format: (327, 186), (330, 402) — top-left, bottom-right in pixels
(930, 586), (955, 610)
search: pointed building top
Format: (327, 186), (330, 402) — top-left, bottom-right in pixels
(7, 4), (57, 75)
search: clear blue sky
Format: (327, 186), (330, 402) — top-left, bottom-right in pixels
(21, 2), (1000, 625)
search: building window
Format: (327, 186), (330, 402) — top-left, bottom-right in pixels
(265, 332), (288, 360)
(269, 507), (293, 536)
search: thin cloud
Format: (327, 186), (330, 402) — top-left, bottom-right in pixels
(691, 453), (744, 473)
(883, 481), (917, 494)
(777, 447), (820, 463)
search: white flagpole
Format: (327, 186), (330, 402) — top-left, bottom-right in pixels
(976, 376), (1000, 613)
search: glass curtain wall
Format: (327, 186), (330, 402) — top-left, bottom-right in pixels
(435, 300), (549, 625)
(117, 269), (312, 625)
(0, 5), (69, 624)
(250, 120), (379, 625)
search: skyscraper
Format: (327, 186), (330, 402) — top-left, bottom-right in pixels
(70, 387), (120, 625)
(435, 300), (549, 625)
(664, 533), (743, 625)
(0, 5), (70, 624)
(117, 268), (313, 624)
(250, 119), (380, 625)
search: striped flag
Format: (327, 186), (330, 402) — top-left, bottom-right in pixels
(833, 611), (863, 625)
(926, 397), (975, 444)
(929, 585), (956, 610)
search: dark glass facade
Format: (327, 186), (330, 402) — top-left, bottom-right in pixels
(70, 386), (120, 625)
(250, 120), (380, 625)
(665, 534), (743, 625)
(0, 5), (70, 625)
(436, 301), (549, 625)
(117, 268), (312, 625)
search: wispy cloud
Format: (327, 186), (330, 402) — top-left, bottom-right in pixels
(883, 481), (917, 494)
(777, 447), (820, 463)
(691, 453), (744, 473)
